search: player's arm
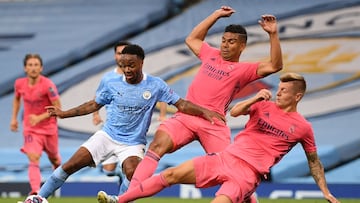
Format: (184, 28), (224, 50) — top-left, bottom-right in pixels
(185, 6), (235, 56)
(305, 151), (340, 203)
(230, 89), (272, 117)
(92, 96), (103, 125)
(174, 98), (226, 124)
(256, 15), (283, 77)
(157, 102), (167, 121)
(46, 99), (103, 119)
(10, 94), (21, 132)
(29, 98), (61, 126)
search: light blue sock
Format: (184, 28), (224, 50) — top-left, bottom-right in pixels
(39, 166), (69, 198)
(102, 166), (121, 177)
(118, 176), (130, 195)
(102, 168), (117, 176)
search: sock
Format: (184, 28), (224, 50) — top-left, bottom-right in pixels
(102, 168), (117, 176)
(119, 173), (169, 203)
(118, 177), (130, 195)
(38, 166), (69, 198)
(128, 150), (160, 190)
(249, 192), (258, 203)
(102, 165), (122, 177)
(243, 193), (258, 203)
(28, 162), (41, 193)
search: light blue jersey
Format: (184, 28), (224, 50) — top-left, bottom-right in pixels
(99, 68), (121, 114)
(95, 73), (180, 145)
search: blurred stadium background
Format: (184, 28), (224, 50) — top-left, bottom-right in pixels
(0, 0), (359, 200)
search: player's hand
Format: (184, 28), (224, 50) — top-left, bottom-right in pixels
(258, 14), (278, 34)
(325, 193), (341, 203)
(255, 89), (272, 102)
(10, 119), (18, 132)
(29, 114), (41, 126)
(202, 109), (226, 125)
(214, 6), (236, 18)
(157, 116), (167, 122)
(45, 105), (64, 118)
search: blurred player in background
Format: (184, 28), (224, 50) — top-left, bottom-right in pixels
(37, 44), (225, 200)
(124, 6), (283, 203)
(101, 72), (340, 203)
(10, 53), (62, 195)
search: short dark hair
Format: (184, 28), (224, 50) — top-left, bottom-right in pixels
(23, 53), (43, 66)
(114, 41), (131, 52)
(225, 24), (247, 43)
(121, 44), (145, 60)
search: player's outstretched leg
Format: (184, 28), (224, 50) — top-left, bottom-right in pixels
(97, 191), (118, 203)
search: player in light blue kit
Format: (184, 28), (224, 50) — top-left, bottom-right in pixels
(38, 44), (225, 200)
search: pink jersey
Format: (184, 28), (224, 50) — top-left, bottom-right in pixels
(226, 101), (316, 174)
(186, 42), (261, 115)
(14, 75), (60, 135)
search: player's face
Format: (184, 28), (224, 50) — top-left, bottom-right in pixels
(24, 57), (42, 80)
(220, 32), (245, 62)
(118, 54), (143, 84)
(114, 45), (126, 73)
(275, 82), (298, 109)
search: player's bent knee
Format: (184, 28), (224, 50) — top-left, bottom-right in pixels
(162, 168), (178, 185)
(149, 139), (173, 155)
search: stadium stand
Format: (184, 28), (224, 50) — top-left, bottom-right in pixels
(0, 0), (179, 96)
(0, 0), (359, 192)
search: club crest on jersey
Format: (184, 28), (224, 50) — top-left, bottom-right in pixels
(143, 91), (151, 100)
(289, 125), (295, 134)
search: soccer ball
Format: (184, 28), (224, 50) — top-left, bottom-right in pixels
(24, 195), (49, 203)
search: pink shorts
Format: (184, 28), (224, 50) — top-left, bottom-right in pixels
(158, 112), (231, 153)
(21, 131), (61, 160)
(193, 152), (260, 203)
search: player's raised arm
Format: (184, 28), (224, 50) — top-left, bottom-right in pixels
(257, 14), (283, 77)
(230, 89), (272, 117)
(185, 6), (235, 56)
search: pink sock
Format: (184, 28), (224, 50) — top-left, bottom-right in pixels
(243, 193), (258, 203)
(119, 173), (169, 203)
(249, 193), (258, 203)
(128, 150), (160, 190)
(28, 162), (41, 193)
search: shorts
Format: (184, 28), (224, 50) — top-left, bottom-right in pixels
(193, 152), (260, 203)
(102, 155), (118, 165)
(21, 131), (60, 160)
(81, 130), (145, 167)
(158, 112), (231, 153)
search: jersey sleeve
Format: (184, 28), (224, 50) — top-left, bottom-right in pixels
(46, 80), (60, 101)
(157, 79), (181, 105)
(198, 42), (219, 61)
(14, 79), (21, 98)
(300, 122), (317, 153)
(95, 77), (112, 105)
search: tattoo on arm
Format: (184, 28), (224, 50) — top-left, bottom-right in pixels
(307, 152), (324, 184)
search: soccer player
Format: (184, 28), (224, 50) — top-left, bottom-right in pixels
(92, 42), (168, 126)
(92, 41), (169, 194)
(122, 6), (282, 203)
(10, 53), (62, 195)
(37, 44), (225, 199)
(98, 72), (340, 203)
(91, 41), (131, 192)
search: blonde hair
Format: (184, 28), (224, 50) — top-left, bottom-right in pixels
(279, 72), (306, 93)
